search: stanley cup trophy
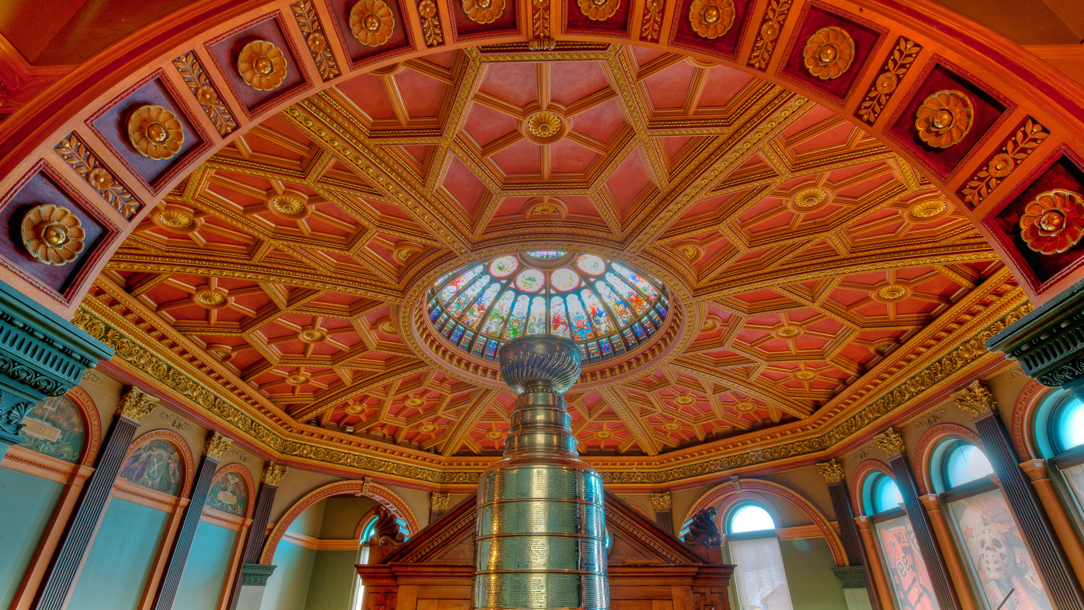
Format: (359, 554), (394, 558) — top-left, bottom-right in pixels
(474, 335), (609, 610)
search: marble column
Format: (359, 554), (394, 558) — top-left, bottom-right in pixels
(918, 494), (978, 610)
(651, 491), (673, 534)
(152, 432), (234, 610)
(31, 387), (158, 610)
(952, 381), (1084, 608)
(875, 428), (962, 610)
(226, 463), (287, 610)
(0, 280), (113, 458)
(855, 516), (894, 607)
(816, 460), (880, 610)
(1020, 458), (1084, 584)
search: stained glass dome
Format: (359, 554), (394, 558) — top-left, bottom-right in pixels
(426, 251), (670, 364)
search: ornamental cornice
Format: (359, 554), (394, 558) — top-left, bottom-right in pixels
(71, 264), (1029, 486)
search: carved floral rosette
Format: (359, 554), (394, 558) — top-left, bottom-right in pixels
(578, 0), (620, 21)
(802, 27), (855, 80)
(237, 40), (289, 92)
(1019, 189), (1084, 255)
(462, 0), (506, 24)
(350, 0), (395, 47)
(688, 0), (734, 39)
(21, 204), (86, 266)
(127, 104), (185, 161)
(914, 90), (973, 149)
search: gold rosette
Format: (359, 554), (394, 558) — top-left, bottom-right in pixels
(578, 0), (620, 21)
(915, 90), (973, 149)
(21, 204), (86, 266)
(1020, 189), (1084, 255)
(237, 40), (289, 92)
(462, 0), (505, 24)
(802, 27), (855, 80)
(688, 0), (735, 39)
(127, 104), (185, 161)
(350, 0), (395, 47)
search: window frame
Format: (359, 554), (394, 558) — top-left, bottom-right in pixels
(862, 471), (903, 516)
(724, 501), (777, 537)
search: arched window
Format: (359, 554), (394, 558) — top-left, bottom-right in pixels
(861, 472), (903, 515)
(1049, 393), (1084, 455)
(723, 502), (793, 610)
(351, 514), (411, 610)
(932, 440), (1053, 609)
(351, 516), (378, 610)
(861, 469), (939, 610)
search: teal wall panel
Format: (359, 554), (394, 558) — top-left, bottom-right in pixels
(779, 538), (848, 610)
(68, 498), (169, 610)
(261, 542), (316, 610)
(0, 467), (63, 608)
(304, 550), (359, 610)
(173, 522), (237, 610)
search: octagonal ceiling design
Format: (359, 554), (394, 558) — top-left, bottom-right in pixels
(93, 44), (1004, 461)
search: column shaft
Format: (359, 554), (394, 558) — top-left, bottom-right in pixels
(152, 454), (220, 610)
(31, 415), (140, 610)
(826, 481), (881, 610)
(972, 411), (1084, 608)
(1021, 459), (1084, 585)
(856, 516), (894, 608)
(225, 481), (279, 610)
(918, 495), (977, 610)
(889, 454), (963, 609)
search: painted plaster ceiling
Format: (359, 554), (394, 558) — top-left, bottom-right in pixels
(93, 44), (1003, 459)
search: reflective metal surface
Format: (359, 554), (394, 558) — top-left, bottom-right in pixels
(474, 335), (609, 610)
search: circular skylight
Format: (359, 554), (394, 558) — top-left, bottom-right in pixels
(426, 251), (670, 365)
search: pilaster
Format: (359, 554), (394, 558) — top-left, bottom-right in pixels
(31, 387), (157, 610)
(917, 495), (977, 610)
(875, 427), (963, 610)
(1020, 458), (1084, 585)
(817, 459), (881, 610)
(952, 381), (1084, 608)
(152, 432), (233, 610)
(855, 516), (894, 608)
(225, 462), (286, 610)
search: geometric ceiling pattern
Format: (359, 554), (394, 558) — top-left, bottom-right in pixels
(97, 44), (1002, 460)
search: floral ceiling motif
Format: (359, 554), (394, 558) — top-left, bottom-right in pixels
(96, 45), (1002, 460)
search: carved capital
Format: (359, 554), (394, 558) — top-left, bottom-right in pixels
(650, 491), (672, 511)
(1019, 458), (1049, 482)
(204, 431), (233, 460)
(817, 459), (845, 485)
(875, 427), (906, 456)
(240, 563), (276, 587)
(855, 515), (871, 531)
(430, 491), (449, 512)
(918, 494), (940, 512)
(262, 462), (288, 486)
(952, 380), (997, 417)
(117, 387), (158, 423)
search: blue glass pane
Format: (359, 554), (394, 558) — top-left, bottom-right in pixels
(873, 476), (903, 513)
(944, 444), (994, 488)
(729, 505), (775, 534)
(1057, 399), (1084, 451)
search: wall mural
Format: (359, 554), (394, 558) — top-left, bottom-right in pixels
(205, 471), (247, 517)
(948, 490), (1052, 610)
(875, 515), (939, 610)
(119, 439), (183, 496)
(18, 396), (85, 463)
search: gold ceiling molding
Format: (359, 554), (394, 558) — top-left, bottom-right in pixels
(70, 270), (1029, 486)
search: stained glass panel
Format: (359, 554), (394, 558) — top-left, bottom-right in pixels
(428, 252), (668, 362)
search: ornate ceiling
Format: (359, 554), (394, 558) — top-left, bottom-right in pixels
(92, 43), (1006, 462)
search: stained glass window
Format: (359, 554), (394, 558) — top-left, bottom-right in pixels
(427, 253), (669, 364)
